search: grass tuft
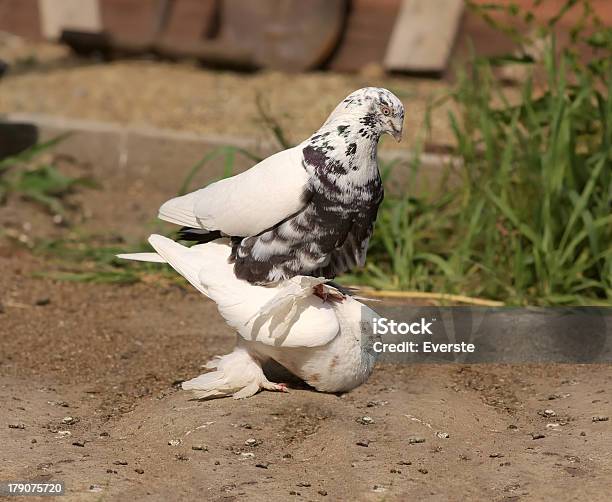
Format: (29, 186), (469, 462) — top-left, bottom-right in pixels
(346, 1), (611, 305)
(0, 133), (97, 215)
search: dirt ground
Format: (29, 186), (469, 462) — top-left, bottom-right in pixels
(0, 144), (610, 502)
(0, 55), (610, 501)
(1, 254), (611, 501)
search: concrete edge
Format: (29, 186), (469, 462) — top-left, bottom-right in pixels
(1, 112), (461, 167)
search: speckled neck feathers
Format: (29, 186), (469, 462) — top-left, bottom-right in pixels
(302, 119), (382, 199)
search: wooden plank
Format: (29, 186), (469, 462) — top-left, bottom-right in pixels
(100, 0), (160, 47)
(222, 0), (347, 71)
(327, 0), (400, 72)
(160, 0), (218, 49)
(0, 0), (42, 40)
(38, 0), (101, 39)
(384, 0), (463, 72)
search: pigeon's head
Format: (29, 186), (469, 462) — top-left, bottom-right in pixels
(326, 87), (405, 142)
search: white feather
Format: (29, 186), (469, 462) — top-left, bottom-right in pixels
(145, 235), (339, 347)
(246, 276), (328, 340)
(181, 343), (276, 399)
(116, 252), (166, 263)
(158, 190), (203, 227)
(158, 147), (309, 236)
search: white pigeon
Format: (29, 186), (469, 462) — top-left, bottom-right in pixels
(118, 235), (380, 399)
(158, 87), (404, 286)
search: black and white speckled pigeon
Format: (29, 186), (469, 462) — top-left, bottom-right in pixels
(158, 87), (404, 285)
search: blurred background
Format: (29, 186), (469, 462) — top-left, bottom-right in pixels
(0, 0), (610, 306)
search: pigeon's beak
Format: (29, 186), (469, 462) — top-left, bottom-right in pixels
(387, 121), (403, 142)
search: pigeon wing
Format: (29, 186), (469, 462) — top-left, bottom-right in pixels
(158, 146), (310, 237)
(146, 235), (339, 348)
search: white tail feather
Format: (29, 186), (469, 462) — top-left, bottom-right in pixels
(148, 234), (211, 297)
(116, 252), (166, 263)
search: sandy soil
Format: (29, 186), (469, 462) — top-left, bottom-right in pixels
(1, 257), (611, 501)
(1, 94), (611, 502)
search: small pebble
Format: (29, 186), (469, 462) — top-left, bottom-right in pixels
(592, 416), (609, 422)
(296, 482), (311, 487)
(372, 485), (386, 493)
(214, 461), (220, 465)
(113, 460), (128, 465)
(106, 469), (117, 474)
(366, 400), (388, 407)
(35, 297), (51, 306)
(282, 453), (293, 459)
(356, 416), (374, 425)
(62, 416), (78, 425)
(397, 460), (412, 465)
(168, 439), (182, 446)
(135, 468), (144, 474)
(240, 452), (255, 459)
(408, 437), (426, 444)
(580, 431), (586, 436)
(89, 485), (103, 493)
(175, 454), (189, 461)
(72, 441), (85, 447)
(289, 491), (300, 496)
(318, 490), (328, 496)
(8, 423), (26, 430)
(48, 400), (69, 408)
(356, 440), (370, 447)
(31, 439), (37, 444)
(390, 468), (401, 474)
(192, 445), (208, 451)
(508, 424), (518, 430)
(539, 409), (556, 418)
(244, 438), (260, 447)
(418, 468), (428, 474)
(531, 433), (545, 440)
(255, 463), (269, 469)
(435, 431), (450, 439)
(489, 453), (504, 458)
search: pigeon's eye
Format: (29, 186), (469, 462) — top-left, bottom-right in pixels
(381, 106), (391, 116)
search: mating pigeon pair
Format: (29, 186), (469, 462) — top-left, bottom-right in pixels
(120, 87), (404, 399)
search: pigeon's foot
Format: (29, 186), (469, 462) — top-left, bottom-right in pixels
(182, 345), (290, 400)
(313, 283), (345, 303)
(262, 381), (289, 393)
